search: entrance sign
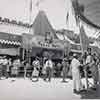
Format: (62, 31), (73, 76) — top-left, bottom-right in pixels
(45, 32), (53, 44)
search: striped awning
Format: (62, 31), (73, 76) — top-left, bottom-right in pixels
(0, 39), (21, 46)
(0, 32), (22, 46)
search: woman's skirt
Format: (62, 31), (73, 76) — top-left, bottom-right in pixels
(32, 67), (39, 77)
(11, 67), (18, 75)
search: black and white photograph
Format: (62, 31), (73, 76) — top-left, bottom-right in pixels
(0, 0), (100, 99)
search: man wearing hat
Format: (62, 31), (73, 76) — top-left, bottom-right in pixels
(71, 54), (83, 93)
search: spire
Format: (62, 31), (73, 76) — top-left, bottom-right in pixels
(32, 10), (58, 39)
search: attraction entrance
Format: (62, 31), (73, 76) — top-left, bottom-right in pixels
(22, 33), (70, 62)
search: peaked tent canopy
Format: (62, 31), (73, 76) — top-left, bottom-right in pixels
(79, 25), (89, 52)
(72, 0), (100, 29)
(32, 10), (58, 39)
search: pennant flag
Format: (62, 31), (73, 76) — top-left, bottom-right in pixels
(71, 0), (80, 26)
(66, 12), (69, 28)
(75, 15), (80, 26)
(80, 25), (89, 52)
(36, 0), (40, 7)
(35, 0), (44, 7)
(30, 0), (32, 13)
(66, 12), (69, 23)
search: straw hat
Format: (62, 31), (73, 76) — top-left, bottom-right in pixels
(36, 56), (39, 60)
(73, 53), (77, 57)
(63, 57), (68, 61)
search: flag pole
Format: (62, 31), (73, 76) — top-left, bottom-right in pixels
(66, 12), (69, 30)
(72, 0), (89, 91)
(78, 18), (89, 90)
(28, 0), (32, 63)
(29, 0), (32, 30)
(79, 20), (84, 54)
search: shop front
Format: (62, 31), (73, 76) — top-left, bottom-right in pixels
(22, 33), (72, 77)
(22, 33), (66, 62)
(0, 32), (22, 58)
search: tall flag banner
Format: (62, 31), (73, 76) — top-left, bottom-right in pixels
(66, 12), (69, 29)
(36, 0), (40, 7)
(29, 0), (32, 25)
(30, 0), (32, 13)
(75, 15), (80, 26)
(71, 0), (80, 26)
(80, 25), (89, 52)
(35, 0), (44, 8)
(66, 12), (69, 23)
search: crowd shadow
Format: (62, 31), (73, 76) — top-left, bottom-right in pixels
(80, 84), (100, 99)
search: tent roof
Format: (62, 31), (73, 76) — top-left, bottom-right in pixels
(32, 11), (58, 39)
(73, 0), (100, 29)
(56, 32), (76, 44)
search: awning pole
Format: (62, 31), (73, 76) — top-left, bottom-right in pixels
(22, 48), (25, 60)
(28, 0), (32, 64)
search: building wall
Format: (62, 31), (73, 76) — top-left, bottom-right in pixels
(0, 22), (33, 35)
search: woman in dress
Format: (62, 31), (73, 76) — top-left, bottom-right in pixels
(11, 59), (20, 77)
(31, 57), (40, 82)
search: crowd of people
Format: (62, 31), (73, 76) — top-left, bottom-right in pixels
(0, 55), (70, 82)
(0, 47), (100, 94)
(0, 56), (20, 79)
(71, 47), (100, 94)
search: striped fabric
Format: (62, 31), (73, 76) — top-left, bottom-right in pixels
(0, 39), (21, 46)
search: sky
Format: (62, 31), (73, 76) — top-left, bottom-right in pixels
(0, 0), (99, 38)
(0, 0), (69, 30)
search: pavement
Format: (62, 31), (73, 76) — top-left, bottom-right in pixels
(0, 78), (100, 100)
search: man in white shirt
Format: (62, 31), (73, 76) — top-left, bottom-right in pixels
(44, 57), (53, 82)
(71, 54), (82, 93)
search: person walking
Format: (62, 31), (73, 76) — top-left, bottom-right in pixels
(61, 57), (69, 82)
(85, 48), (94, 89)
(71, 54), (83, 93)
(24, 62), (30, 79)
(2, 57), (8, 78)
(6, 58), (12, 78)
(44, 57), (53, 82)
(56, 62), (62, 77)
(0, 57), (3, 79)
(91, 53), (99, 90)
(11, 59), (19, 77)
(42, 57), (47, 79)
(31, 57), (40, 82)
(98, 58), (100, 84)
